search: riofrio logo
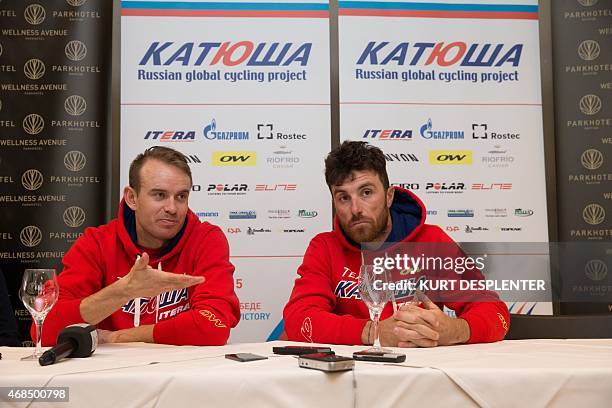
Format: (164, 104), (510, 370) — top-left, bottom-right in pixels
(20, 225), (42, 247)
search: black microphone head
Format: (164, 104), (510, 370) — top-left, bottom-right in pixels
(57, 324), (97, 358)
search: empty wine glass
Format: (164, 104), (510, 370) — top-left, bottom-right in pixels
(19, 269), (59, 360)
(358, 264), (392, 353)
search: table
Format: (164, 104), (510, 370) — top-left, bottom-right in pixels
(1, 339), (611, 407)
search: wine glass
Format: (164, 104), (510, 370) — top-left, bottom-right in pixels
(19, 269), (59, 360)
(358, 265), (392, 353)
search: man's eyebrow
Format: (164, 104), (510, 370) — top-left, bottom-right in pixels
(332, 182), (375, 195)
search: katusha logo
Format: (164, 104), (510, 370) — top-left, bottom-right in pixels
(63, 206), (85, 228)
(65, 40), (87, 61)
(356, 41), (523, 67)
(138, 41), (312, 67)
(23, 113), (44, 135)
(23, 59), (45, 80)
(20, 225), (42, 247)
(420, 119), (464, 140)
(585, 260), (607, 281)
(583, 203), (605, 225)
(64, 151), (86, 172)
(144, 130), (196, 142)
(24, 4), (46, 25)
(21, 169), (43, 191)
(64, 95), (86, 116)
(203, 119), (249, 141)
(581, 149), (603, 170)
(578, 40), (600, 61)
(579, 94), (602, 115)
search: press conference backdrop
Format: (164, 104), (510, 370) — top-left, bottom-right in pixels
(120, 0), (333, 342)
(0, 0), (111, 345)
(338, 0), (552, 315)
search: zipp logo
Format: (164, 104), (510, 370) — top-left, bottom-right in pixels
(199, 309), (227, 328)
(212, 151), (256, 166)
(429, 150), (472, 165)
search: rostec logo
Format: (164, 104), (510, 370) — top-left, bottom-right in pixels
(21, 169), (43, 191)
(581, 149), (603, 170)
(356, 42), (523, 67)
(64, 151), (86, 172)
(144, 130), (196, 142)
(212, 151), (256, 166)
(24, 4), (46, 25)
(255, 184), (297, 191)
(23, 59), (45, 80)
(66, 0), (88, 6)
(583, 203), (605, 225)
(578, 0), (598, 6)
(64, 95), (87, 116)
(578, 40), (600, 61)
(420, 119), (464, 140)
(65, 40), (87, 61)
(138, 41), (312, 67)
(429, 150), (472, 165)
(20, 226), (42, 247)
(257, 124), (273, 139)
(363, 129), (412, 140)
(23, 113), (44, 135)
(585, 260), (607, 281)
(63, 206), (85, 228)
(579, 94), (602, 115)
(472, 124), (487, 139)
(203, 119), (249, 141)
(471, 183), (512, 190)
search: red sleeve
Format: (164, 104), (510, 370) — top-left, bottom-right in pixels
(424, 226), (510, 343)
(153, 226), (240, 346)
(33, 228), (103, 346)
(283, 235), (368, 345)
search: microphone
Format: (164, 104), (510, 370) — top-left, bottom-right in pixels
(39, 324), (97, 366)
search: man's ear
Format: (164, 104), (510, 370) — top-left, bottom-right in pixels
(386, 186), (395, 208)
(123, 186), (138, 210)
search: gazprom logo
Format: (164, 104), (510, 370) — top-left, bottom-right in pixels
(356, 42), (523, 67)
(139, 42), (312, 67)
(203, 119), (249, 141)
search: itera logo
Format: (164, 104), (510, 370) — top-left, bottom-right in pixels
(23, 59), (45, 80)
(20, 225), (42, 247)
(23, 113), (44, 135)
(578, 40), (600, 61)
(581, 149), (603, 170)
(429, 150), (472, 165)
(212, 151), (256, 166)
(64, 95), (87, 116)
(63, 206), (85, 228)
(21, 169), (43, 191)
(65, 40), (87, 61)
(583, 203), (605, 225)
(64, 151), (86, 172)
(24, 4), (46, 25)
(584, 260), (607, 281)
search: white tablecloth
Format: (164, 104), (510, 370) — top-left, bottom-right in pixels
(1, 339), (611, 407)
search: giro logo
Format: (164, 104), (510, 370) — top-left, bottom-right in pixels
(66, 0), (87, 6)
(64, 95), (87, 116)
(429, 150), (472, 165)
(578, 0), (598, 6)
(583, 204), (605, 225)
(20, 226), (42, 247)
(63, 206), (86, 228)
(23, 59), (45, 80)
(24, 4), (46, 25)
(585, 260), (607, 281)
(65, 40), (87, 61)
(578, 40), (600, 61)
(579, 94), (601, 116)
(581, 149), (603, 170)
(212, 151), (256, 166)
(64, 151), (86, 172)
(23, 113), (44, 135)
(21, 169), (44, 191)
